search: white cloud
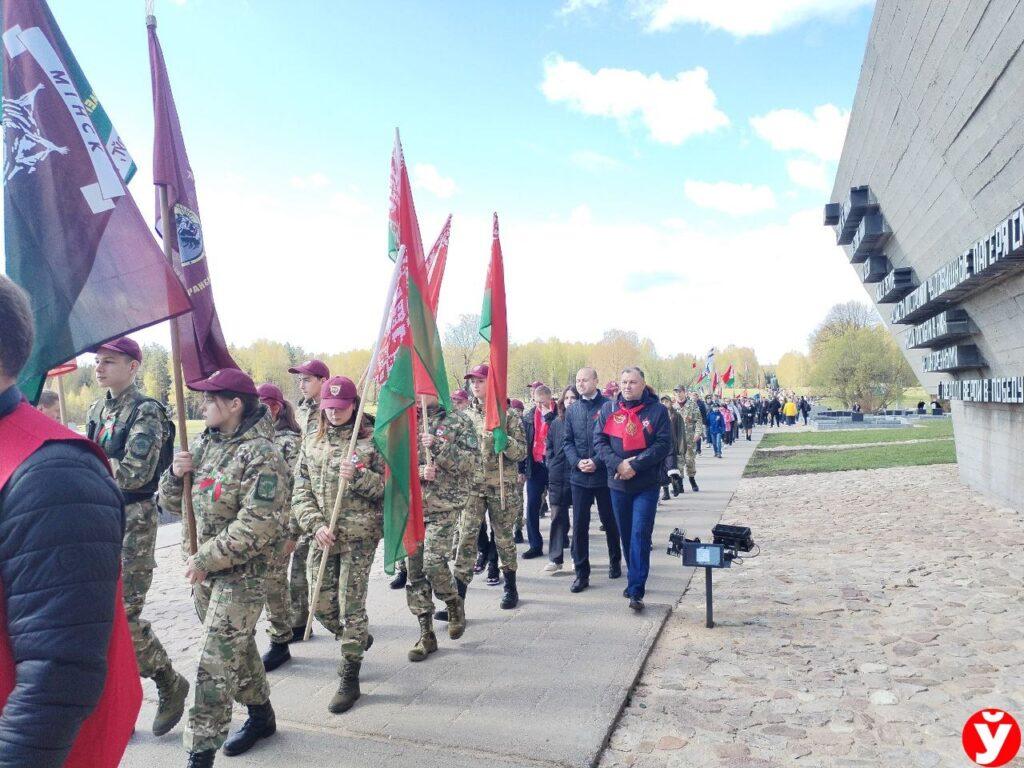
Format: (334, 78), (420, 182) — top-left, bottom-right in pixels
(560, 0), (607, 15)
(641, 0), (873, 36)
(684, 180), (776, 215)
(786, 158), (830, 191)
(750, 104), (850, 162)
(289, 172), (330, 190)
(412, 163), (458, 199)
(541, 54), (729, 145)
(570, 149), (621, 172)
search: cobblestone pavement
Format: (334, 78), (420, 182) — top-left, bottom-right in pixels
(598, 463), (1024, 768)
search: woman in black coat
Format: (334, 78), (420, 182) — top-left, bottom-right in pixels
(543, 385), (578, 572)
(741, 399), (756, 440)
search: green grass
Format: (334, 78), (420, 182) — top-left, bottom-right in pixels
(760, 419), (953, 448)
(744, 439), (956, 478)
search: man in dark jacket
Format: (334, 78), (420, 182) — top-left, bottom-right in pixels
(594, 367), (672, 613)
(0, 276), (132, 767)
(562, 367), (622, 593)
(518, 385), (555, 559)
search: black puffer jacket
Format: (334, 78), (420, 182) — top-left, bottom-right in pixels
(562, 392), (609, 489)
(0, 388), (124, 768)
(544, 416), (570, 492)
(594, 389), (673, 493)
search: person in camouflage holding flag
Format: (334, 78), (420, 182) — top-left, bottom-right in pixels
(158, 368), (289, 766)
(673, 385), (704, 492)
(405, 394), (478, 660)
(86, 337), (189, 739)
(292, 376), (383, 715)
(451, 365), (527, 610)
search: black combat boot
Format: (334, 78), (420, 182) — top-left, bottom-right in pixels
(670, 473), (684, 496)
(500, 569), (519, 609)
(661, 486), (670, 501)
(513, 527), (524, 544)
(434, 577), (466, 623)
(389, 569), (408, 589)
(186, 750), (216, 768)
(689, 476), (699, 492)
(261, 642), (291, 673)
(152, 666), (189, 737)
(222, 701), (276, 756)
(290, 624), (310, 643)
(329, 660), (361, 713)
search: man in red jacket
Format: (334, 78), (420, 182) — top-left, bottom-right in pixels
(0, 275), (140, 768)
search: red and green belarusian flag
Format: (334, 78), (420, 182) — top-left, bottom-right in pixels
(388, 131), (450, 409)
(373, 247), (425, 573)
(480, 213), (509, 453)
(425, 214), (452, 312)
(722, 364), (735, 387)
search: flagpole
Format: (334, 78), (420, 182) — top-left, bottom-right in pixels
(158, 184), (199, 556)
(304, 250), (404, 641)
(421, 395), (432, 465)
(55, 376), (67, 426)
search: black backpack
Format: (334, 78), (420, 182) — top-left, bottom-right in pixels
(87, 396), (176, 500)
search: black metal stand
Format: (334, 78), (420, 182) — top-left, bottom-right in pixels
(705, 566), (714, 628)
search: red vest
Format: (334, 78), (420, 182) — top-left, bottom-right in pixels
(0, 401), (142, 768)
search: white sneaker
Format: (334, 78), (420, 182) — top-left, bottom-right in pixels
(544, 561), (562, 573)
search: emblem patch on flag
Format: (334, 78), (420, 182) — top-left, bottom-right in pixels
(2, 85), (68, 183)
(174, 204), (205, 266)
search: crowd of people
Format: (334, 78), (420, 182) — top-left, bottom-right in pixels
(1, 274), (800, 768)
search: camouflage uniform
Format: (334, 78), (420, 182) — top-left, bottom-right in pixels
(286, 398), (321, 626)
(263, 424), (302, 645)
(86, 384), (173, 680)
(292, 420), (384, 666)
(407, 405), (478, 616)
(158, 407), (289, 754)
(676, 396), (705, 477)
(453, 399), (527, 584)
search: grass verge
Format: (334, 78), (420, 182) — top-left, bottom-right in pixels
(743, 439), (956, 478)
(760, 419), (953, 448)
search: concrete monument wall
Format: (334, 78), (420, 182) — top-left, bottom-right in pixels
(829, 0), (1024, 508)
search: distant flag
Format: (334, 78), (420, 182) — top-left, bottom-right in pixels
(722, 364), (735, 387)
(388, 132), (450, 407)
(425, 214), (451, 312)
(696, 348), (715, 384)
(148, 13), (237, 382)
(691, 361), (697, 369)
(480, 214), (509, 453)
(373, 247), (425, 573)
(3, 0), (191, 403)
(712, 371), (720, 392)
(47, 360), (78, 378)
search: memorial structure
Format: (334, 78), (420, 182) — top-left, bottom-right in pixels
(826, 0), (1024, 506)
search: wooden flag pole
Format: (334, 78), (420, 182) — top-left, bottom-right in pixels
(498, 454), (506, 510)
(421, 395), (432, 465)
(304, 250), (404, 641)
(55, 376), (67, 426)
(158, 184), (198, 556)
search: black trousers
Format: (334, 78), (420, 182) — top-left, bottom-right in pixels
(525, 460), (548, 551)
(570, 484), (621, 578)
(547, 482), (572, 564)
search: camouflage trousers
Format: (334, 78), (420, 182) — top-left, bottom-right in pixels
(453, 488), (518, 584)
(679, 435), (697, 477)
(308, 537), (378, 666)
(264, 534), (311, 645)
(122, 499), (172, 678)
(406, 514), (459, 617)
(184, 572), (269, 753)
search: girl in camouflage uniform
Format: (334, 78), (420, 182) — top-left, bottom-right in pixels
(292, 376), (384, 714)
(257, 383), (304, 672)
(159, 368), (289, 768)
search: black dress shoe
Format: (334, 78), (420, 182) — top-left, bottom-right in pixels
(486, 562), (502, 586)
(689, 477), (699, 492)
(623, 588), (630, 598)
(472, 551), (487, 573)
(608, 561), (622, 579)
(570, 577), (589, 593)
(522, 547), (543, 559)
(629, 598), (644, 612)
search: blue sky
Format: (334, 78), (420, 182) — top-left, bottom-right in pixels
(36, 0), (875, 363)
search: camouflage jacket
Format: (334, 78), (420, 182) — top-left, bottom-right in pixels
(274, 426), (303, 538)
(466, 398), (527, 492)
(419, 405), (478, 521)
(86, 383), (168, 499)
(292, 419), (384, 548)
(677, 397), (706, 441)
(297, 397), (320, 440)
(158, 406), (289, 576)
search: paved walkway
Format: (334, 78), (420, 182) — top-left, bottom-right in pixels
(598, 463), (1024, 768)
(122, 431), (764, 767)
